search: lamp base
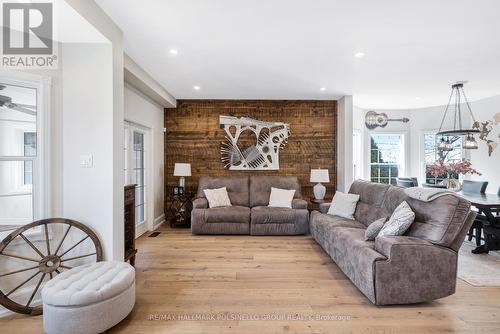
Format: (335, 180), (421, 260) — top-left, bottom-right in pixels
(179, 177), (185, 188)
(313, 183), (326, 200)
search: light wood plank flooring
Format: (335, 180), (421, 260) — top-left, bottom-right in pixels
(2, 225), (500, 333)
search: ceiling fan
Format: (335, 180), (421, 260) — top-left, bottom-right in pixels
(0, 84), (36, 116)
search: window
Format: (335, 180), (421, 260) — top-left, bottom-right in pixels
(124, 121), (147, 227)
(424, 134), (462, 184)
(370, 134), (403, 185)
(0, 82), (37, 226)
(24, 132), (36, 185)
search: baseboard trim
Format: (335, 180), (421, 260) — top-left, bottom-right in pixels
(153, 214), (165, 230)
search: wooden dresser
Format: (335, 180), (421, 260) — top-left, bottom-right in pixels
(124, 184), (137, 266)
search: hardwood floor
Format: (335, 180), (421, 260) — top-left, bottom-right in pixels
(2, 225), (500, 333)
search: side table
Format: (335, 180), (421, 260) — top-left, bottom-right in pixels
(168, 193), (194, 228)
(308, 197), (332, 211)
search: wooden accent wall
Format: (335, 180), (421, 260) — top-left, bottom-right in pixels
(165, 100), (337, 202)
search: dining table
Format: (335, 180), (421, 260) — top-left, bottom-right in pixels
(457, 191), (500, 254)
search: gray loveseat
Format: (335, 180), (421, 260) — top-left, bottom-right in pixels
(191, 176), (309, 235)
(310, 180), (476, 305)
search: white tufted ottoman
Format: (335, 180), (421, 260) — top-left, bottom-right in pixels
(41, 261), (135, 334)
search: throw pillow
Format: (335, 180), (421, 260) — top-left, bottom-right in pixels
(268, 187), (296, 208)
(377, 201), (415, 237)
(364, 217), (387, 241)
(203, 187), (232, 208)
(327, 191), (360, 220)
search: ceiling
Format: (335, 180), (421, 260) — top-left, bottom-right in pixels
(95, 0), (500, 109)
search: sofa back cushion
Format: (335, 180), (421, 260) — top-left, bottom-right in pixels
(249, 176), (302, 207)
(349, 180), (391, 226)
(197, 176), (250, 207)
(349, 180), (472, 248)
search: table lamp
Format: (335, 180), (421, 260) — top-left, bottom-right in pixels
(174, 163), (191, 188)
(310, 169), (329, 200)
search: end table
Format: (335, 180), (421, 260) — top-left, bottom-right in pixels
(309, 197), (332, 211)
(168, 193), (194, 228)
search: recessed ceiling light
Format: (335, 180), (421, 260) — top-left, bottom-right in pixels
(320, 87), (327, 91)
(193, 85), (201, 91)
(169, 49), (178, 55)
(354, 52), (365, 58)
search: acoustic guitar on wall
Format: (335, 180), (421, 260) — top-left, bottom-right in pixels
(365, 111), (410, 130)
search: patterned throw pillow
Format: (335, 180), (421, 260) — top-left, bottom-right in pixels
(364, 217), (387, 241)
(377, 201), (415, 237)
(203, 187), (232, 208)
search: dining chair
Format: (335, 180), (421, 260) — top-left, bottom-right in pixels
(462, 180), (488, 193)
(396, 177), (418, 188)
(465, 180), (489, 247)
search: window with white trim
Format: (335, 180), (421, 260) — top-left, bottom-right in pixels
(370, 134), (404, 185)
(423, 133), (462, 184)
(0, 81), (38, 227)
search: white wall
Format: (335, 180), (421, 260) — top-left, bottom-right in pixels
(354, 94), (500, 192)
(124, 84), (165, 228)
(337, 96), (354, 192)
(61, 43), (116, 259)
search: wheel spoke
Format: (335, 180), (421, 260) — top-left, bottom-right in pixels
(1, 252), (40, 262)
(55, 269), (61, 274)
(61, 252), (96, 262)
(54, 225), (72, 256)
(19, 233), (45, 258)
(0, 265), (40, 277)
(44, 223), (51, 255)
(59, 264), (72, 270)
(6, 271), (40, 297)
(58, 236), (89, 258)
(49, 272), (53, 279)
(26, 273), (46, 307)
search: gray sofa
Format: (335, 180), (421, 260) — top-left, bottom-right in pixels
(310, 180), (476, 305)
(191, 176), (309, 235)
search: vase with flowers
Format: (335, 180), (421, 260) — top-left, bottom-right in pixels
(426, 158), (481, 191)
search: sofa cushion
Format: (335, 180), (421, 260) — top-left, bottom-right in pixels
(251, 206), (302, 224)
(349, 180), (391, 226)
(364, 217), (387, 241)
(197, 176), (249, 207)
(249, 176), (302, 207)
(203, 206), (250, 224)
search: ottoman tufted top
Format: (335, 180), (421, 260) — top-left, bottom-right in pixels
(42, 261), (135, 307)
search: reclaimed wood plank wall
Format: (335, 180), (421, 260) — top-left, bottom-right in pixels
(164, 100), (337, 205)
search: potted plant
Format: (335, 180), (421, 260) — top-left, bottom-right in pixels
(426, 158), (481, 191)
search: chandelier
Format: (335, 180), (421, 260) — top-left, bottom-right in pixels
(437, 82), (479, 151)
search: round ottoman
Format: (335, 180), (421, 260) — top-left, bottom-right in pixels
(41, 261), (135, 334)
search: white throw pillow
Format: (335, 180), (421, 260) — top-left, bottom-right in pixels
(203, 187), (232, 208)
(377, 201), (415, 237)
(268, 187), (296, 208)
(327, 191), (360, 220)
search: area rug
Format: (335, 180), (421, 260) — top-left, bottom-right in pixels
(457, 241), (500, 286)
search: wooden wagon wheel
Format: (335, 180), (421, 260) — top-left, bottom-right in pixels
(0, 218), (103, 315)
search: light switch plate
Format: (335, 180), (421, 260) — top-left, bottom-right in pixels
(80, 154), (93, 168)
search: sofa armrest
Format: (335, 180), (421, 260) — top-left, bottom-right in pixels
(292, 199), (308, 210)
(373, 235), (458, 305)
(319, 203), (330, 214)
(193, 198), (208, 209)
(375, 235), (453, 258)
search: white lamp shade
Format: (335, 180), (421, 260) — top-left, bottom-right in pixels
(174, 163), (191, 177)
(310, 169), (329, 183)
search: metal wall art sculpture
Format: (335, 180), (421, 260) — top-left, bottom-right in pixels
(219, 115), (290, 170)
